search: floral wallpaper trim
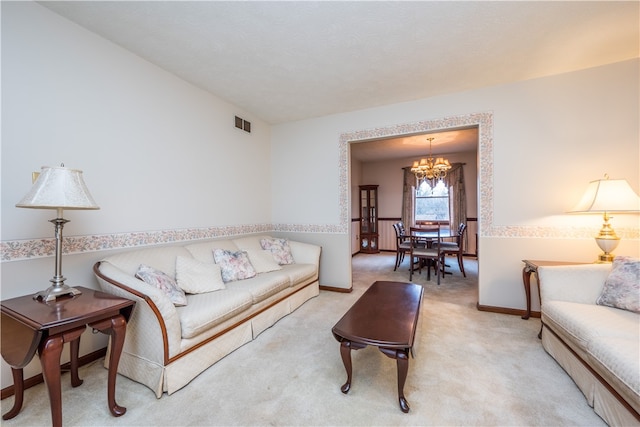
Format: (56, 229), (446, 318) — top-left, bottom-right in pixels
(2, 223), (638, 263)
(0, 223), (339, 262)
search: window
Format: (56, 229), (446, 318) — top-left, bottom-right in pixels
(415, 179), (450, 222)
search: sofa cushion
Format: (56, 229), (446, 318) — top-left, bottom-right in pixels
(280, 263), (317, 286)
(543, 301), (639, 355)
(178, 290), (253, 339)
(175, 256), (225, 294)
(260, 237), (294, 265)
(136, 264), (187, 306)
(246, 249), (282, 274)
(213, 249), (256, 282)
(596, 256), (640, 313)
(224, 272), (290, 304)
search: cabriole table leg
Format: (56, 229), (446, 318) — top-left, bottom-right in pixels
(339, 340), (353, 393)
(90, 314), (128, 416)
(2, 368), (24, 420)
(380, 347), (411, 413)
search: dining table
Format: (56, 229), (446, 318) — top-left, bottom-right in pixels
(408, 226), (454, 275)
(409, 226), (453, 246)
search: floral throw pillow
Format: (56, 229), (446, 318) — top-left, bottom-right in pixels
(135, 264), (187, 306)
(260, 238), (294, 265)
(596, 256), (640, 313)
(213, 249), (256, 283)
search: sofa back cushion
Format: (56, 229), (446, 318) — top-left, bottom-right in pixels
(233, 235), (269, 252)
(102, 246), (192, 278)
(184, 240), (239, 263)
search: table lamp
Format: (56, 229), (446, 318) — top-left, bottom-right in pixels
(16, 165), (100, 301)
(569, 174), (640, 263)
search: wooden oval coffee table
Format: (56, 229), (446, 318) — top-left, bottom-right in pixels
(332, 281), (424, 413)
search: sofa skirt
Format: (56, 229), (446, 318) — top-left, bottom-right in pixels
(542, 325), (640, 426)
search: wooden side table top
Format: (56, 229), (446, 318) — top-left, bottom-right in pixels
(1, 286), (134, 326)
(522, 259), (589, 270)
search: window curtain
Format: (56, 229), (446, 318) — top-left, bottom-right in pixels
(401, 167), (415, 228)
(444, 163), (466, 241)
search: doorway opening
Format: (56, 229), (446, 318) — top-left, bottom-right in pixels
(340, 112), (493, 289)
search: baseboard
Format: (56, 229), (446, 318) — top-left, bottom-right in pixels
(476, 302), (541, 318)
(0, 347), (107, 400)
(320, 285), (352, 293)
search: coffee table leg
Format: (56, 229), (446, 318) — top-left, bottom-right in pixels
(396, 350), (410, 413)
(339, 340), (353, 393)
(381, 347), (411, 413)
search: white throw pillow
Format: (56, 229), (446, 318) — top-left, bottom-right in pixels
(175, 256), (226, 294)
(246, 249), (282, 274)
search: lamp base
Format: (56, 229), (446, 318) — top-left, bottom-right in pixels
(594, 229), (620, 264)
(596, 253), (615, 263)
(34, 284), (82, 302)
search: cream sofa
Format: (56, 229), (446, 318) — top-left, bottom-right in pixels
(538, 262), (639, 426)
(93, 234), (321, 398)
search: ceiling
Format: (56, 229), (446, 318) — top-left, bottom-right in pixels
(38, 1), (638, 161)
(350, 126), (479, 162)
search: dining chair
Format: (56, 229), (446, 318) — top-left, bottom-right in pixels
(409, 225), (445, 285)
(392, 222), (411, 271)
(434, 223), (467, 277)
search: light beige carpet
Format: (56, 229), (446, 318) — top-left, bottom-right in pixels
(1, 253), (605, 426)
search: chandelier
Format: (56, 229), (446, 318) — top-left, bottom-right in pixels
(410, 137), (452, 183)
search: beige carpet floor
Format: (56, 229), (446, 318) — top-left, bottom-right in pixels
(1, 253), (605, 426)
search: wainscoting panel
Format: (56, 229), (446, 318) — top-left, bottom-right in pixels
(378, 219), (396, 252)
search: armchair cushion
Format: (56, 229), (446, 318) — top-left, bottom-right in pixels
(596, 256), (640, 313)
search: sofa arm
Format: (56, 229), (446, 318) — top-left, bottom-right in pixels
(289, 240), (321, 267)
(537, 263), (612, 306)
(94, 261), (183, 361)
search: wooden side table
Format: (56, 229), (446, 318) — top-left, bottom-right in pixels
(1, 286), (135, 427)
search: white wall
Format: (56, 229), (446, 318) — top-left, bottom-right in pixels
(1, 2), (273, 387)
(271, 58), (640, 305)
